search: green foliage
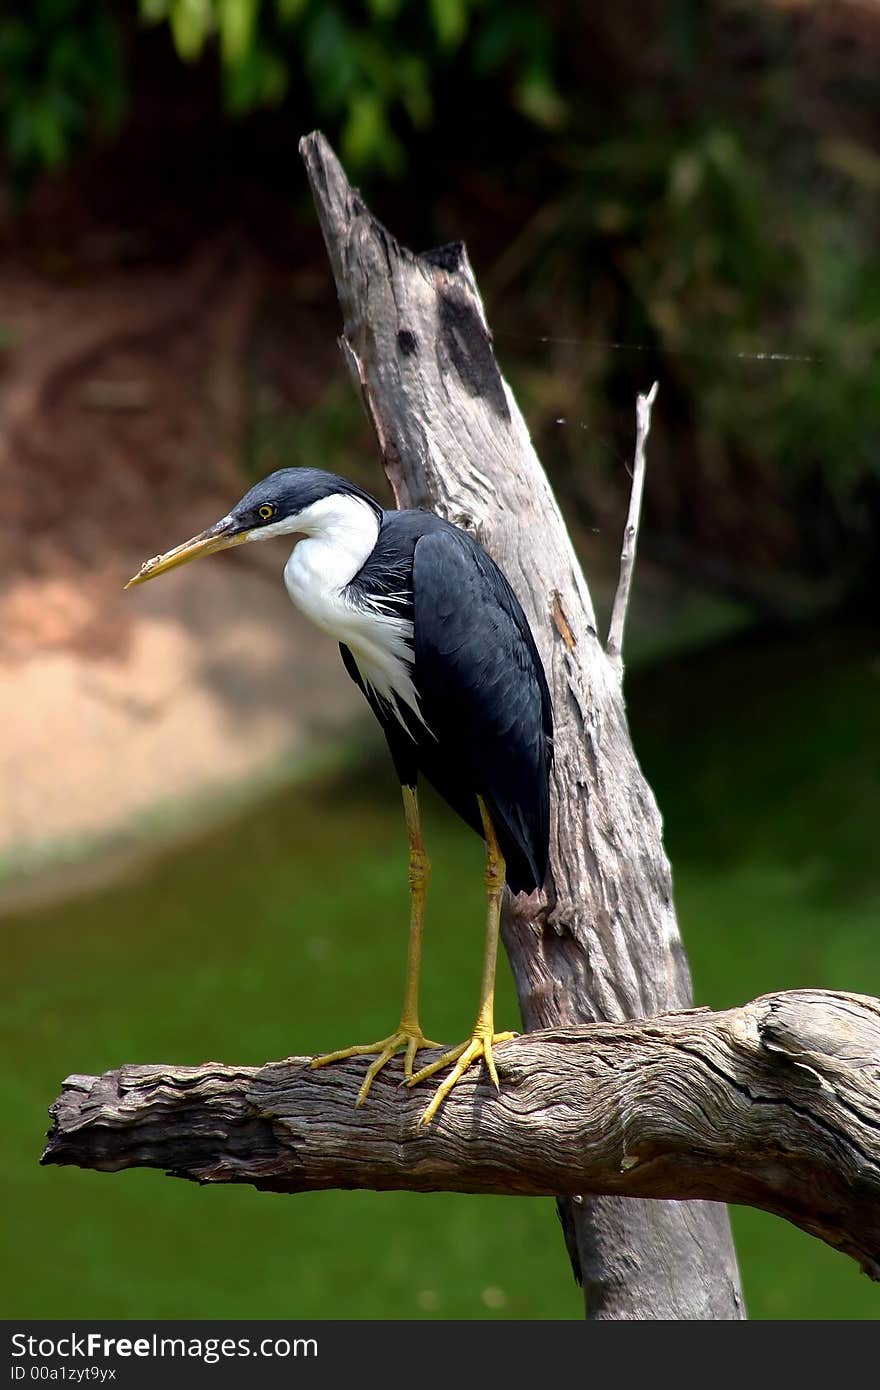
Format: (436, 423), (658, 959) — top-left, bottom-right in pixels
(2, 1), (878, 589)
(486, 3), (880, 593)
(133, 0), (558, 174)
(536, 112), (880, 506)
(0, 1), (560, 182)
(0, 0), (124, 187)
(0, 0), (556, 182)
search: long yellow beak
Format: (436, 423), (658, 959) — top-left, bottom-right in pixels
(125, 517), (248, 588)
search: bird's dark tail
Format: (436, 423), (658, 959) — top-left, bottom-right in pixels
(556, 1198), (584, 1286)
(490, 797), (549, 895)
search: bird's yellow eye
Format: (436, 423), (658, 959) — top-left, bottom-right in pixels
(258, 504), (275, 521)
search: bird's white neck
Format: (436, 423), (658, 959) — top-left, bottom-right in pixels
(282, 493), (380, 630)
(281, 492), (425, 733)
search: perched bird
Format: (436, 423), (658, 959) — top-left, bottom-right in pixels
(127, 468), (552, 1123)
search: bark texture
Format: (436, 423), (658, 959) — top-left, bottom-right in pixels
(43, 991), (880, 1283)
(297, 131), (744, 1318)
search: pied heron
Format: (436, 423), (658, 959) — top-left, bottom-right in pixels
(127, 468), (552, 1124)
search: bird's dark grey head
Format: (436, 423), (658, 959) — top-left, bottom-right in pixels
(229, 468), (382, 535)
(126, 468), (383, 588)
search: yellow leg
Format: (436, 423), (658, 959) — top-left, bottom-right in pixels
(311, 786), (442, 1105)
(408, 797), (516, 1125)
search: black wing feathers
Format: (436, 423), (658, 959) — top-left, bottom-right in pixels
(339, 509), (552, 894)
(412, 527), (552, 894)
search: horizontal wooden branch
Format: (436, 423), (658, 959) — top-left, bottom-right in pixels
(43, 989), (880, 1281)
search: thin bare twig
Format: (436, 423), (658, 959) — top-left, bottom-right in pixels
(606, 381), (659, 678)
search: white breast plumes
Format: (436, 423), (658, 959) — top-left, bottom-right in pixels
(280, 493), (426, 731)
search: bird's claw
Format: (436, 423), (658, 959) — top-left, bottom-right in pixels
(311, 1025), (444, 1106)
(407, 1028), (517, 1125)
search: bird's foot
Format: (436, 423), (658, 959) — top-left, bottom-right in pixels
(406, 1026), (517, 1125)
(310, 1024), (444, 1107)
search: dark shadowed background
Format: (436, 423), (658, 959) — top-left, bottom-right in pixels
(1, 0), (878, 1320)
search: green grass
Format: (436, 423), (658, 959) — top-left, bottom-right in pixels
(2, 624), (878, 1319)
(2, 771), (575, 1320)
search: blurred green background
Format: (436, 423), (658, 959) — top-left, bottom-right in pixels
(1, 0), (879, 1321)
(4, 625), (879, 1319)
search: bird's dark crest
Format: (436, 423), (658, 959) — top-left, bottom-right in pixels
(233, 468), (383, 526)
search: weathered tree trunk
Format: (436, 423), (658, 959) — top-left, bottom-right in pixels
(43, 990), (880, 1283)
(297, 131), (745, 1318)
